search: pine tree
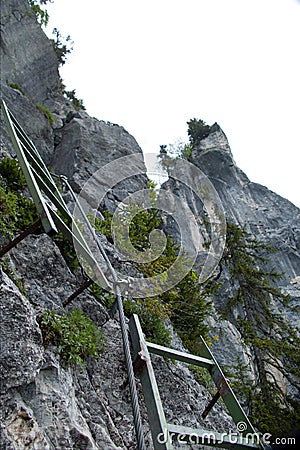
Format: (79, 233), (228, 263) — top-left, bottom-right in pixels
(221, 222), (300, 437)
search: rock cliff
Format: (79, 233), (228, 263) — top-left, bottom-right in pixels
(188, 124), (300, 364)
(0, 1), (299, 449)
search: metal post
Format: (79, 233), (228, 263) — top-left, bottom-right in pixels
(129, 314), (173, 450)
(63, 278), (94, 306)
(0, 219), (42, 257)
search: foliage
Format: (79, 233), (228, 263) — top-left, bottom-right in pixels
(28, 1), (52, 27)
(190, 365), (215, 392)
(51, 210), (80, 271)
(158, 141), (193, 173)
(28, 2), (73, 66)
(221, 222), (300, 437)
(6, 81), (25, 96)
(40, 308), (105, 366)
(36, 103), (55, 125)
(51, 28), (73, 66)
(158, 119), (211, 172)
(187, 118), (211, 145)
(124, 298), (172, 346)
(92, 210), (114, 240)
(88, 283), (115, 309)
(0, 158), (27, 191)
(0, 158), (39, 238)
(64, 89), (86, 111)
(92, 193), (218, 349)
(53, 230), (80, 271)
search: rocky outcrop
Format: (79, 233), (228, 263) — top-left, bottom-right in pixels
(50, 109), (148, 211)
(185, 125), (300, 366)
(0, 0), (60, 104)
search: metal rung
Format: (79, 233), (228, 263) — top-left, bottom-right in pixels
(145, 341), (214, 368)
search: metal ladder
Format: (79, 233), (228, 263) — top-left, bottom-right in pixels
(0, 99), (146, 449)
(130, 313), (263, 449)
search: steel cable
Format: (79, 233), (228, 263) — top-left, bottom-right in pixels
(60, 176), (146, 450)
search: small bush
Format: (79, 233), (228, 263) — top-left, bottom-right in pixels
(51, 28), (73, 66)
(0, 158), (39, 238)
(187, 118), (211, 144)
(28, 1), (50, 26)
(64, 89), (86, 111)
(6, 81), (25, 95)
(40, 308), (105, 366)
(0, 158), (26, 191)
(36, 103), (54, 126)
(123, 298), (171, 346)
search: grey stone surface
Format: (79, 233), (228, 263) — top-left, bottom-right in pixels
(0, 1), (299, 448)
(0, 269), (43, 390)
(173, 125), (300, 375)
(0, 0), (60, 104)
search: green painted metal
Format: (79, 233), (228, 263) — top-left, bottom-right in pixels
(0, 99), (109, 288)
(129, 314), (263, 450)
(198, 336), (257, 436)
(1, 100), (57, 235)
(129, 314), (173, 450)
(145, 341), (214, 368)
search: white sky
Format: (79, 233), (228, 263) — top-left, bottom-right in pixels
(45, 0), (300, 207)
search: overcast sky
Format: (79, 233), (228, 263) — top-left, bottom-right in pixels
(45, 0), (299, 207)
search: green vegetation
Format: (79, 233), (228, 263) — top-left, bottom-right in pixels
(6, 81), (25, 95)
(187, 118), (211, 145)
(0, 157), (27, 191)
(51, 28), (73, 66)
(28, 2), (73, 67)
(0, 158), (38, 292)
(220, 222), (300, 438)
(28, 0), (51, 27)
(40, 308), (105, 366)
(123, 297), (172, 346)
(36, 103), (55, 126)
(190, 365), (215, 392)
(159, 119), (211, 171)
(64, 89), (86, 111)
(158, 142), (193, 172)
(91, 187), (218, 349)
(0, 158), (39, 238)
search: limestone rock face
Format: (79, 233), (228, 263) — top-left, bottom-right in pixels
(50, 110), (148, 210)
(0, 270), (43, 390)
(188, 126), (300, 366)
(1, 2), (235, 448)
(190, 125), (300, 284)
(0, 0), (60, 104)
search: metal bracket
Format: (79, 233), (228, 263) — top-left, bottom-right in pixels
(0, 219), (42, 258)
